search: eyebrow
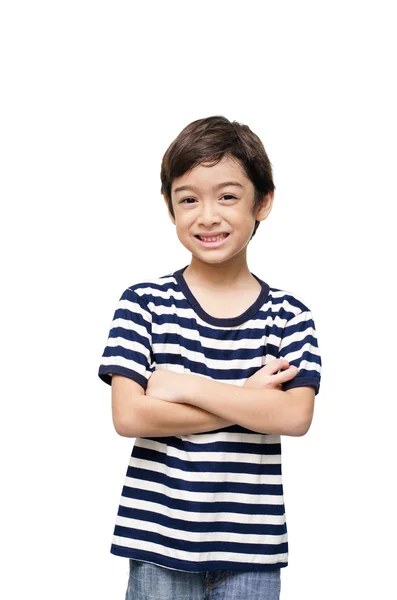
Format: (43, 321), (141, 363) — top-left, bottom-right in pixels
(173, 181), (244, 195)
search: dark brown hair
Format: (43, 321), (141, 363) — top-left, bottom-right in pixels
(160, 115), (275, 240)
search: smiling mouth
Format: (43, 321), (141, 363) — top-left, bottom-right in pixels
(195, 233), (230, 241)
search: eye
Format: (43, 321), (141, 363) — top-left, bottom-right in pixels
(179, 194), (236, 205)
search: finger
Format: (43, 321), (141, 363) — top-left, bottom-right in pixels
(260, 359), (290, 376)
(274, 366), (299, 383)
(275, 359), (290, 370)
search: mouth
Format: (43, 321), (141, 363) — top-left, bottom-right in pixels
(194, 233), (230, 247)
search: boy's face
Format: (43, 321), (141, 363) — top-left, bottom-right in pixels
(163, 155), (274, 266)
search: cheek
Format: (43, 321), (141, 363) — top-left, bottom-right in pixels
(231, 211), (254, 228)
(175, 223), (192, 245)
(175, 222), (186, 236)
(175, 215), (193, 232)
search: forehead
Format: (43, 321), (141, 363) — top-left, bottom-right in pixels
(172, 155), (250, 195)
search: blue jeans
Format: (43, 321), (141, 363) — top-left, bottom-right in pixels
(125, 559), (281, 600)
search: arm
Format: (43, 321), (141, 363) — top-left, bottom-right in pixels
(112, 374), (233, 438)
(114, 360), (300, 438)
(146, 366), (308, 437)
(141, 360), (302, 437)
(178, 374), (309, 436)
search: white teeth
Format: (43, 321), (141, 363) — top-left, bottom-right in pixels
(199, 234), (228, 242)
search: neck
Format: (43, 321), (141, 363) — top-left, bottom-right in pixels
(184, 255), (255, 289)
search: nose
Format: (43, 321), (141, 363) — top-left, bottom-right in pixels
(197, 201), (221, 226)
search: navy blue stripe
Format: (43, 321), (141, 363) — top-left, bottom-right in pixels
(122, 487), (286, 515)
(211, 424), (277, 435)
(131, 446), (282, 476)
(101, 340), (150, 366)
(108, 323), (150, 346)
(126, 467), (283, 495)
(114, 523), (287, 555)
(111, 545), (287, 571)
(129, 280), (179, 294)
(266, 289), (309, 314)
(118, 505), (287, 536)
(154, 353), (265, 380)
(154, 332), (272, 360)
(113, 307), (151, 332)
(152, 311), (278, 340)
(287, 354), (321, 376)
(282, 334), (320, 360)
(120, 287), (151, 311)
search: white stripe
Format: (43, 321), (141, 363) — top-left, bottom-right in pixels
(115, 515), (288, 546)
(119, 496), (286, 525)
(152, 317), (275, 341)
(112, 535), (288, 565)
(284, 355), (321, 376)
(269, 290), (307, 313)
(152, 343), (268, 371)
(149, 365), (246, 386)
(134, 438), (282, 465)
(282, 343), (321, 372)
(135, 279), (303, 317)
(123, 476), (285, 505)
(119, 297), (152, 323)
(129, 456), (283, 485)
(155, 307), (275, 332)
(112, 317), (151, 340)
(178, 432), (281, 445)
(106, 335), (150, 356)
(280, 323), (316, 347)
(133, 284), (185, 301)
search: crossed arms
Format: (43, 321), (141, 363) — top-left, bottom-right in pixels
(111, 360), (315, 438)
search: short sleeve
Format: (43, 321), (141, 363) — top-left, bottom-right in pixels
(277, 308), (322, 395)
(98, 287), (154, 390)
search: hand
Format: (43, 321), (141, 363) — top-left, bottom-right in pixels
(243, 359), (299, 390)
(146, 369), (187, 403)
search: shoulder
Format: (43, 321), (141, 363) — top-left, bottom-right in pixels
(266, 284), (313, 321)
(118, 269), (180, 308)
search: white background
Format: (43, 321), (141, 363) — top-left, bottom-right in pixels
(1, 1), (396, 598)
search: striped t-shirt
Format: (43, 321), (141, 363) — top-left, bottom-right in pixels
(98, 264), (322, 572)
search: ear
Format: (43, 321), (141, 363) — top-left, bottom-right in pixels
(255, 191), (274, 222)
(163, 194), (175, 225)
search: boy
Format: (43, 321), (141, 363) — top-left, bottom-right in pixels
(98, 115), (322, 600)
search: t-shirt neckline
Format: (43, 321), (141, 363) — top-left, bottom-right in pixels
(173, 265), (270, 326)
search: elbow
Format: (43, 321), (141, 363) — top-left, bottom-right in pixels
(291, 424), (309, 437)
(114, 424), (130, 438)
(111, 375), (148, 437)
(116, 405), (156, 438)
(292, 412), (314, 437)
(113, 415), (130, 437)
(116, 416), (144, 438)
(113, 409), (140, 438)
(111, 402), (130, 436)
